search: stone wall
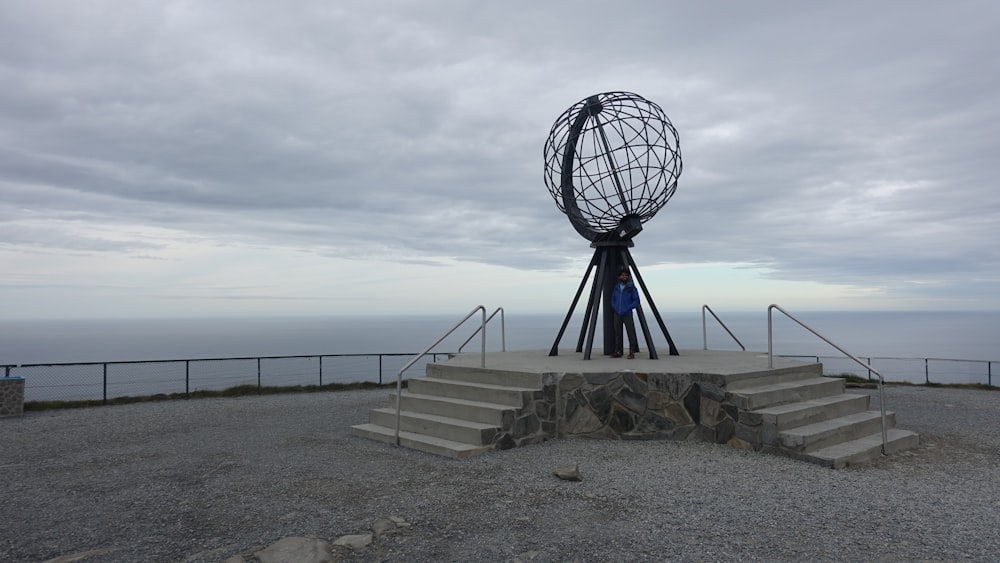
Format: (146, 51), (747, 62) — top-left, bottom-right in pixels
(0, 377), (25, 418)
(556, 370), (741, 445)
(492, 374), (559, 449)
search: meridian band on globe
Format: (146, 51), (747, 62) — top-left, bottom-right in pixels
(545, 91), (682, 359)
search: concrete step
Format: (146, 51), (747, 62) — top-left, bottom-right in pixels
(802, 429), (921, 468)
(778, 410), (897, 452)
(369, 407), (498, 444)
(390, 391), (514, 426)
(427, 363), (545, 388)
(724, 364), (824, 391)
(350, 423), (493, 459)
(407, 377), (534, 407)
(744, 394), (871, 443)
(728, 377), (845, 410)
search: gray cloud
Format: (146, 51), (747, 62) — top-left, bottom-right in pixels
(2, 0), (999, 310)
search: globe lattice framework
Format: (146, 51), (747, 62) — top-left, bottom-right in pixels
(544, 92), (682, 359)
(544, 91), (682, 242)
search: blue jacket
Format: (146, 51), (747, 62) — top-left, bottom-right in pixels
(611, 281), (640, 315)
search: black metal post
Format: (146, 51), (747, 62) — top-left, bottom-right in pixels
(102, 363), (108, 405)
(633, 304), (658, 360)
(576, 255), (603, 352)
(550, 251), (597, 356)
(185, 360), (190, 398)
(319, 356), (323, 387)
(582, 249), (610, 360)
(622, 249), (678, 355)
(257, 358), (262, 394)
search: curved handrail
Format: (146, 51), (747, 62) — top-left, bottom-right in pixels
(458, 307), (506, 353)
(394, 305), (487, 445)
(768, 304), (888, 455)
(701, 304), (746, 351)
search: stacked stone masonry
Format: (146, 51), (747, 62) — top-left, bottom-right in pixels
(493, 376), (559, 449)
(489, 370), (747, 448)
(556, 371), (740, 445)
(0, 377), (25, 418)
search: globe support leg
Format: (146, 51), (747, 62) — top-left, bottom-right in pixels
(549, 243), (679, 359)
(549, 250), (597, 357)
(575, 254), (602, 353)
(623, 249), (679, 356)
(582, 249), (610, 360)
(633, 304), (658, 360)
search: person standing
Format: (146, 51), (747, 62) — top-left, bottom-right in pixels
(610, 269), (640, 359)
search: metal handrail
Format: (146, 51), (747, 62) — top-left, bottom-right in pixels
(701, 304), (746, 351)
(768, 304), (889, 455)
(458, 307), (506, 353)
(394, 305), (488, 445)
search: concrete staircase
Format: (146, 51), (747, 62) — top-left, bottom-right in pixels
(352, 353), (920, 467)
(727, 364), (920, 468)
(351, 363), (545, 458)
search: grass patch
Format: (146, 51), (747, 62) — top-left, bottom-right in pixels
(887, 380), (999, 391)
(829, 373), (876, 386)
(827, 373), (999, 391)
(24, 380), (400, 412)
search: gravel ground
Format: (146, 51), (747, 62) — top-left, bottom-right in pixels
(1, 384), (998, 562)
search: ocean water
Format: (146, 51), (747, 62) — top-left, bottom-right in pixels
(2, 310), (998, 400)
(2, 310), (997, 364)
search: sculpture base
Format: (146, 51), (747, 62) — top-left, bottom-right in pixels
(354, 349), (920, 467)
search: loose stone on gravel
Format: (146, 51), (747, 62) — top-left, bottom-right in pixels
(40, 548), (118, 563)
(253, 537), (333, 563)
(331, 533), (373, 550)
(372, 517), (406, 538)
(553, 463), (582, 481)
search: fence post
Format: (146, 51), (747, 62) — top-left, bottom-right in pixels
(102, 363), (108, 405)
(867, 357), (872, 381)
(185, 360), (190, 398)
(989, 361), (993, 387)
(925, 358), (930, 384)
(319, 356), (323, 387)
(257, 358), (262, 395)
(379, 355), (383, 385)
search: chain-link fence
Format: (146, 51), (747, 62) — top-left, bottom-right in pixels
(3, 353), (451, 404)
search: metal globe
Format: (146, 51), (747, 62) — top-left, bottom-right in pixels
(543, 91), (682, 242)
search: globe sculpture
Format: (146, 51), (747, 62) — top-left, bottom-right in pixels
(545, 91), (681, 359)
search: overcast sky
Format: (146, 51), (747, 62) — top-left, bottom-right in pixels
(2, 1), (998, 319)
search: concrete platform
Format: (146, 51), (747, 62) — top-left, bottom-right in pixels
(443, 348), (809, 376)
(355, 347), (919, 466)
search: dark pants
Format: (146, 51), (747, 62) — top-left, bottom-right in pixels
(613, 312), (639, 355)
